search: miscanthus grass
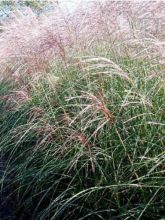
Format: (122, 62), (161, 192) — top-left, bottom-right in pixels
(0, 56), (164, 219)
(0, 1), (165, 219)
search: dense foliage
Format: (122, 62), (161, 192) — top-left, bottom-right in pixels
(0, 1), (164, 219)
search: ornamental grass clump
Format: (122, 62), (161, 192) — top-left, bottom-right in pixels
(0, 1), (164, 219)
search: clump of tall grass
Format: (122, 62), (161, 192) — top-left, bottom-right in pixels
(0, 1), (165, 219)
